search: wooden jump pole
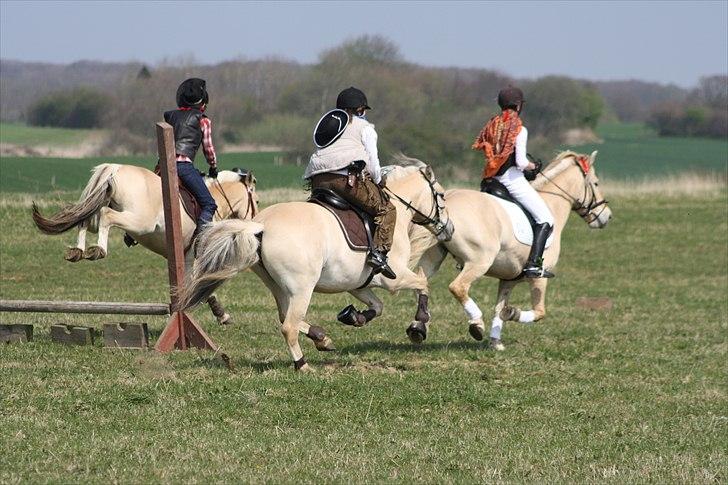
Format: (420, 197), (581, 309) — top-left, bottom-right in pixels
(0, 300), (169, 315)
(153, 122), (220, 354)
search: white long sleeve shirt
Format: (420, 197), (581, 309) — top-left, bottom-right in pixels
(361, 124), (381, 184)
(514, 126), (529, 170)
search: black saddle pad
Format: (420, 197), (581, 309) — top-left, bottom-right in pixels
(308, 189), (372, 252)
(480, 178), (536, 227)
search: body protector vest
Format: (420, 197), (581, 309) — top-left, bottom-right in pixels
(304, 116), (371, 179)
(164, 109), (206, 161)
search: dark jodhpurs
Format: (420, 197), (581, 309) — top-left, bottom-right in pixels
(177, 161), (217, 225)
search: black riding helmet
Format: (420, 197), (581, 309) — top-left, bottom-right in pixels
(176, 78), (209, 108)
(336, 86), (372, 110)
(497, 86), (524, 110)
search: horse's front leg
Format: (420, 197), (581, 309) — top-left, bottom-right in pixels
(65, 222), (88, 262)
(339, 288), (383, 327)
(407, 244), (448, 344)
(489, 279), (519, 351)
(498, 277), (548, 324)
(206, 295), (231, 325)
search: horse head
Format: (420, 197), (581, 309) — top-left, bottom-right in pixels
(384, 159), (454, 242)
(535, 151), (612, 229)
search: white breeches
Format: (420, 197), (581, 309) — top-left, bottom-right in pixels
(496, 167), (554, 225)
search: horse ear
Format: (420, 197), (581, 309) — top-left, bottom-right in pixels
(589, 150), (598, 165)
(425, 165), (435, 180)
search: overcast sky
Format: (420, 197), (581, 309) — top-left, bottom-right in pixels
(1, 0), (726, 88)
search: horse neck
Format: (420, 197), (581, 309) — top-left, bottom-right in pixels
(387, 174), (427, 224)
(210, 182), (240, 219)
(538, 163), (584, 231)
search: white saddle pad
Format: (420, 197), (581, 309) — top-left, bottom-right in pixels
(489, 195), (553, 248)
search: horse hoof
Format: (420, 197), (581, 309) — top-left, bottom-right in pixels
(468, 322), (485, 341)
(64, 247), (84, 262)
(314, 336), (336, 352)
(217, 313), (232, 325)
(490, 338), (505, 351)
(406, 321), (427, 344)
(500, 306), (519, 321)
(84, 246), (106, 260)
(296, 363), (314, 373)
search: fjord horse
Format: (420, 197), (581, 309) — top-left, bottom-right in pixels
(178, 160), (454, 371)
(408, 151), (612, 349)
(31, 163), (258, 324)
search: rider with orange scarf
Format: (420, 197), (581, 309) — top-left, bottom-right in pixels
(473, 86), (555, 278)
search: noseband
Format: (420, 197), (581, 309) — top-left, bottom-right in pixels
(384, 168), (450, 237)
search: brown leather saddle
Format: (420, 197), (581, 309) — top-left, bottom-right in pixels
(153, 164), (201, 221)
(308, 188), (373, 252)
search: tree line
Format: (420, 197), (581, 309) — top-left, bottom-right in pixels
(5, 36), (725, 169)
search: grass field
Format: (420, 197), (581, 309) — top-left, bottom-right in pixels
(0, 185), (726, 483)
(0, 122), (101, 147)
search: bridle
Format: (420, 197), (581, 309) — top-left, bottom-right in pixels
(384, 167), (451, 238)
(538, 157), (608, 224)
(213, 174), (257, 221)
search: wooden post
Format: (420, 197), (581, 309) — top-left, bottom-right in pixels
(154, 122), (220, 354)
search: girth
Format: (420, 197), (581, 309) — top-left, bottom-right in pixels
(480, 178), (536, 228)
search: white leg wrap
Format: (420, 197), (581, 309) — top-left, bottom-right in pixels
(519, 310), (535, 323)
(463, 298), (483, 321)
(490, 315), (503, 340)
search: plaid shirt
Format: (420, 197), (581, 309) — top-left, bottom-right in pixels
(175, 110), (217, 167)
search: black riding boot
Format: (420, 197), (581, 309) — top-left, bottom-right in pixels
(367, 249), (397, 280)
(522, 223), (555, 278)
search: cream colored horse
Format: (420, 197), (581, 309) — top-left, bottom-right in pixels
(178, 161), (454, 371)
(407, 151), (612, 349)
(32, 163), (258, 324)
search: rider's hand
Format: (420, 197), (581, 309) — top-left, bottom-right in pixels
(208, 166), (218, 179)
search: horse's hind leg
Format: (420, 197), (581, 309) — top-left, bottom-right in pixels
(489, 279), (519, 351)
(447, 261), (491, 342)
(65, 222), (88, 262)
(85, 207), (154, 260)
(280, 292), (315, 371)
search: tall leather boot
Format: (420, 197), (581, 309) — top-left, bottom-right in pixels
(522, 223), (555, 278)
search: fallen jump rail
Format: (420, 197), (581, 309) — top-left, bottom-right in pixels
(0, 299), (170, 315)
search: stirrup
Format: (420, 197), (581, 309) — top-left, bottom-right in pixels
(522, 265), (555, 279)
(367, 250), (397, 280)
(123, 233), (138, 247)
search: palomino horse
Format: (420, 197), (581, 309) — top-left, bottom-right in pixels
(407, 151), (612, 350)
(178, 160), (454, 371)
(31, 163), (258, 324)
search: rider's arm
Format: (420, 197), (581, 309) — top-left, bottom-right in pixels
(514, 126), (531, 170)
(361, 125), (382, 184)
(200, 117), (218, 168)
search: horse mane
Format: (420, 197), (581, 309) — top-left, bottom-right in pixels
(381, 153), (427, 182)
(208, 170), (242, 185)
(532, 150), (581, 189)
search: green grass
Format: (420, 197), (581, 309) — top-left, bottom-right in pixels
(0, 122), (100, 147)
(0, 153), (305, 193)
(0, 186), (726, 482)
(566, 122), (728, 181)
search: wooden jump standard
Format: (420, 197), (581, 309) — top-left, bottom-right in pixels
(0, 122), (223, 356)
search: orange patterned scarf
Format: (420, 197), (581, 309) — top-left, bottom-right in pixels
(472, 109), (522, 179)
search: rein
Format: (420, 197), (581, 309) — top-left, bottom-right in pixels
(537, 158), (608, 224)
(213, 177), (257, 220)
(384, 168), (450, 236)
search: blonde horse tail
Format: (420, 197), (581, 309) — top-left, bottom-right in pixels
(176, 219), (264, 310)
(31, 163), (120, 235)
